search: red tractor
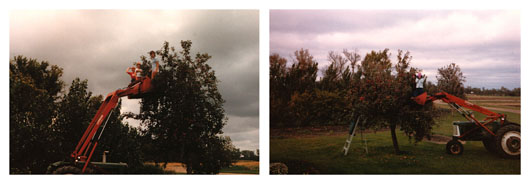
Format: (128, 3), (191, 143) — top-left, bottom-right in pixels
(47, 69), (156, 174)
(414, 91), (520, 159)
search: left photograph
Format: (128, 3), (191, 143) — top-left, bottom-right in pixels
(9, 10), (259, 174)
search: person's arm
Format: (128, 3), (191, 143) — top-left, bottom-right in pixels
(126, 67), (135, 77)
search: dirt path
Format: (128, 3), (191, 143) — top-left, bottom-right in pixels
(424, 134), (452, 144)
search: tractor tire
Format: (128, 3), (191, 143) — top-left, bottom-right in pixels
(482, 138), (497, 153)
(446, 140), (464, 155)
(52, 166), (82, 174)
(494, 124), (520, 159)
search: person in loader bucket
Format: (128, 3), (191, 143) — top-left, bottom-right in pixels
(149, 51), (160, 78)
(126, 62), (143, 87)
(413, 72), (426, 97)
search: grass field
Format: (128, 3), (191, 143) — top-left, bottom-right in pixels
(270, 131), (520, 174)
(270, 95), (521, 174)
(466, 94), (520, 110)
(219, 160), (260, 174)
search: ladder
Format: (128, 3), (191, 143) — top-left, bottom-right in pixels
(343, 116), (361, 156)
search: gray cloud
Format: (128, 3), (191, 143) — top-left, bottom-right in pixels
(271, 10), (520, 89)
(10, 10), (259, 151)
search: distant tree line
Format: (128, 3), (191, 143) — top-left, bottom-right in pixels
(240, 150), (259, 161)
(464, 86), (520, 96)
(270, 49), (467, 154)
(226, 148), (259, 161)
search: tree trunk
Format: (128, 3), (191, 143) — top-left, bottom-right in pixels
(390, 123), (401, 154)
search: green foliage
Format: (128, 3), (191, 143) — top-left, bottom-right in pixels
(10, 55), (143, 174)
(437, 63), (466, 99)
(269, 54), (289, 127)
(53, 78), (103, 160)
(288, 49), (319, 94)
(10, 56), (64, 173)
(355, 49), (394, 121)
(269, 49), (319, 128)
(132, 41), (234, 174)
(289, 89), (351, 126)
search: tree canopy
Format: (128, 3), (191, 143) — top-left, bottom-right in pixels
(437, 63), (466, 99)
(10, 56), (64, 173)
(270, 49), (437, 154)
(132, 41), (234, 174)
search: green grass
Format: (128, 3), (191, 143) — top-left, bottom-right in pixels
(270, 130), (520, 174)
(220, 165), (259, 174)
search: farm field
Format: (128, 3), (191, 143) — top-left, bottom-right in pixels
(145, 160), (259, 174)
(270, 95), (521, 174)
(466, 94), (520, 111)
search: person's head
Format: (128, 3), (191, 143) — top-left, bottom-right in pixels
(149, 51), (156, 58)
(136, 62), (141, 68)
(417, 72), (422, 78)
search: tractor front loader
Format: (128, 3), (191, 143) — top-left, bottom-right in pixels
(47, 76), (154, 174)
(414, 91), (520, 159)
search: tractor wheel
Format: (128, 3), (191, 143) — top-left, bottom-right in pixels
(446, 140), (464, 155)
(494, 124), (520, 159)
(52, 166), (82, 174)
(482, 138), (497, 153)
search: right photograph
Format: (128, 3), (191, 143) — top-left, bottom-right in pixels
(269, 10), (520, 174)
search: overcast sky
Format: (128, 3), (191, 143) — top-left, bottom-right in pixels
(10, 10), (259, 151)
(270, 10), (520, 89)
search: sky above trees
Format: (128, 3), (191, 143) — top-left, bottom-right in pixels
(10, 10), (259, 151)
(270, 10), (520, 89)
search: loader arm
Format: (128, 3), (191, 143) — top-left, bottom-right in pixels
(70, 77), (153, 173)
(423, 91), (506, 136)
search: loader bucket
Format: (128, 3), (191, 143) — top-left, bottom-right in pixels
(127, 77), (153, 99)
(413, 92), (428, 105)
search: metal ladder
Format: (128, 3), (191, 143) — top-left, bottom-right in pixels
(343, 116), (361, 156)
